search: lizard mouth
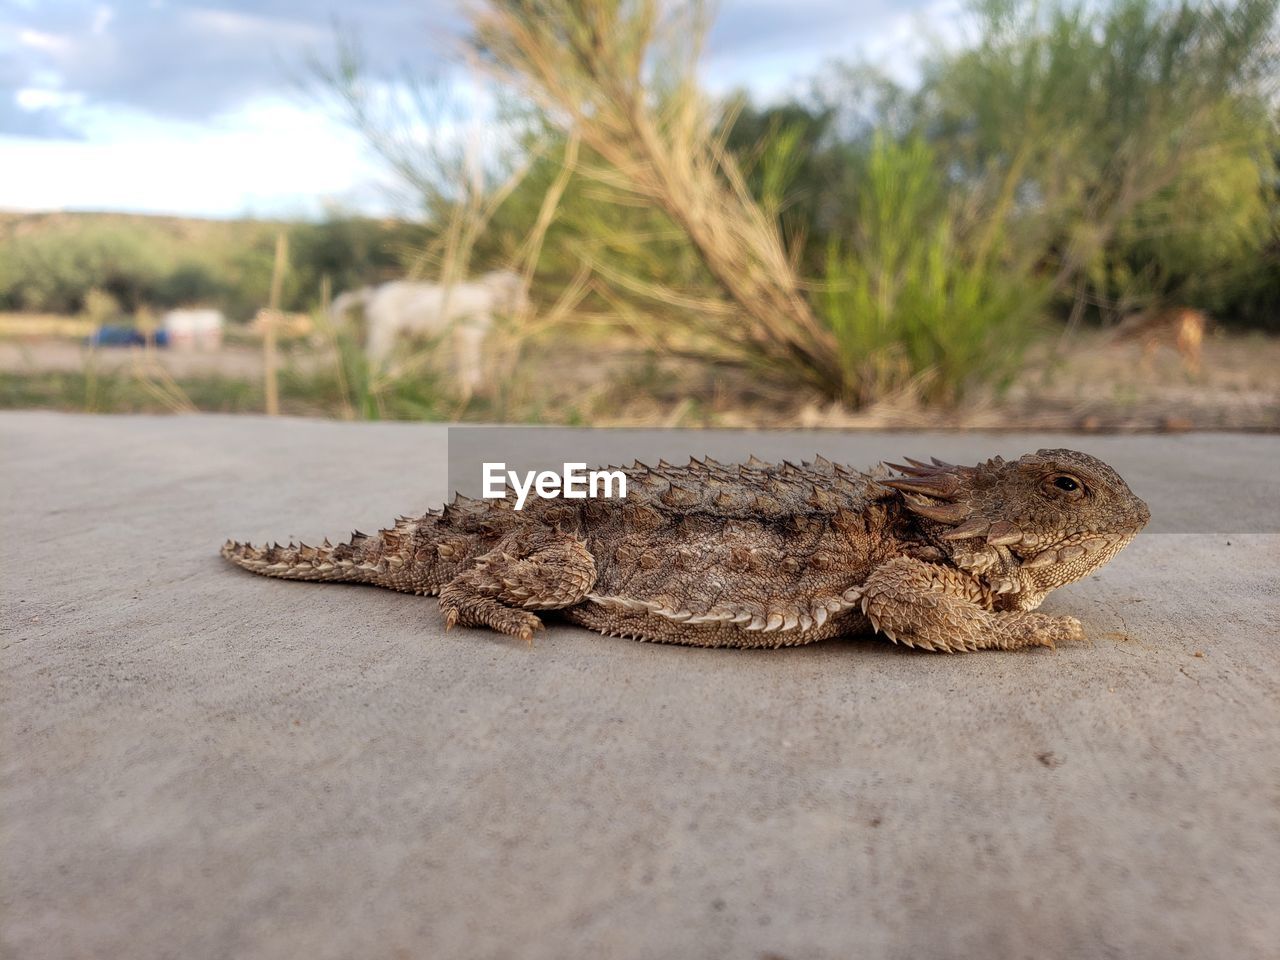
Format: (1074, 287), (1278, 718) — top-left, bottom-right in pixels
(1017, 532), (1132, 571)
(1015, 532), (1138, 597)
(978, 532), (1135, 603)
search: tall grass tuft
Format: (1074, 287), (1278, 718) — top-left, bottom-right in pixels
(820, 136), (1047, 405)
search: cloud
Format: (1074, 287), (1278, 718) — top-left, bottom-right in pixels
(0, 0), (959, 218)
(703, 0), (943, 97)
(0, 0), (954, 139)
(0, 0), (466, 134)
(0, 95), (400, 217)
(709, 0), (912, 55)
(0, 99), (85, 139)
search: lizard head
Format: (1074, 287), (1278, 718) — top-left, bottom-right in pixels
(883, 449), (1150, 606)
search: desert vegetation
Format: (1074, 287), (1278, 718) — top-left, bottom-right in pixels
(2, 0), (1277, 424)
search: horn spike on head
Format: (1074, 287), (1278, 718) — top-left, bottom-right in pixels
(903, 496), (973, 525)
(882, 475), (963, 500)
(885, 461), (936, 478)
(940, 518), (992, 541)
(985, 520), (1024, 546)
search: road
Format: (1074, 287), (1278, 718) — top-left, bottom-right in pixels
(2, 412), (1277, 960)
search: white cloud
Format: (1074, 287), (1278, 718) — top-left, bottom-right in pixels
(701, 0), (960, 100)
(859, 0), (967, 85)
(0, 96), (398, 218)
(90, 5), (114, 36)
(184, 6), (325, 44)
(17, 27), (73, 55)
(14, 87), (84, 110)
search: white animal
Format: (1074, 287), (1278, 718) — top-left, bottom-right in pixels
(332, 271), (527, 394)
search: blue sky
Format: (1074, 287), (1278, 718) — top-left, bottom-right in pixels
(0, 0), (951, 218)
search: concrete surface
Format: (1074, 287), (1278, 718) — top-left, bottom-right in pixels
(2, 411), (1278, 960)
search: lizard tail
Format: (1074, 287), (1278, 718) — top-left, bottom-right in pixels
(221, 517), (439, 594)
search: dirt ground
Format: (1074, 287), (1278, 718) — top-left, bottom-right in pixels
(0, 338), (288, 379)
(551, 329), (1280, 431)
(1, 326), (1276, 429)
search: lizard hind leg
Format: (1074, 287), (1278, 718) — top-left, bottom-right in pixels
(438, 531), (598, 643)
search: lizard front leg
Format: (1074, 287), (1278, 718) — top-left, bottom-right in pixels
(855, 556), (1083, 653)
(439, 531), (597, 643)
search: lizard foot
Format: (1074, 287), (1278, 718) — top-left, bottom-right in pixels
(439, 591), (545, 645)
(1007, 613), (1084, 650)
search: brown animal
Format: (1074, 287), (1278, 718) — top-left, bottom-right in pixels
(1114, 307), (1207, 376)
(222, 450), (1149, 654)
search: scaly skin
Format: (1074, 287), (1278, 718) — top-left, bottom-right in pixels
(221, 449), (1150, 653)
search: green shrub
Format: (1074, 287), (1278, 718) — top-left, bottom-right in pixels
(820, 135), (1046, 404)
(0, 219), (171, 313)
(0, 212), (435, 322)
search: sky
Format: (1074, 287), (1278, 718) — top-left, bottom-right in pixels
(0, 0), (952, 219)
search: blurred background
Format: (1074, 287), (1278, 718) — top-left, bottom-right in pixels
(1, 0), (1276, 429)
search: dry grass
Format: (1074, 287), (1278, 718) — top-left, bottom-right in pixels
(0, 313), (95, 338)
(494, 326), (1280, 431)
(471, 0), (843, 394)
(1, 327), (1276, 429)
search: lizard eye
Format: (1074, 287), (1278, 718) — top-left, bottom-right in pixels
(1043, 474), (1086, 500)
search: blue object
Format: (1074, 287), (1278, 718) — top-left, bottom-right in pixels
(85, 327), (168, 347)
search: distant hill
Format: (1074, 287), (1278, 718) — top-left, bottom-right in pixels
(0, 209), (431, 320)
(0, 208), (287, 243)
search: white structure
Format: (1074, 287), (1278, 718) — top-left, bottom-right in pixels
(163, 309), (225, 351)
(332, 271), (527, 394)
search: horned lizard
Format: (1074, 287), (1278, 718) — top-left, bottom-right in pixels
(222, 449), (1149, 653)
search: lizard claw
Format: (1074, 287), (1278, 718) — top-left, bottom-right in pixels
(1028, 614), (1083, 649)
